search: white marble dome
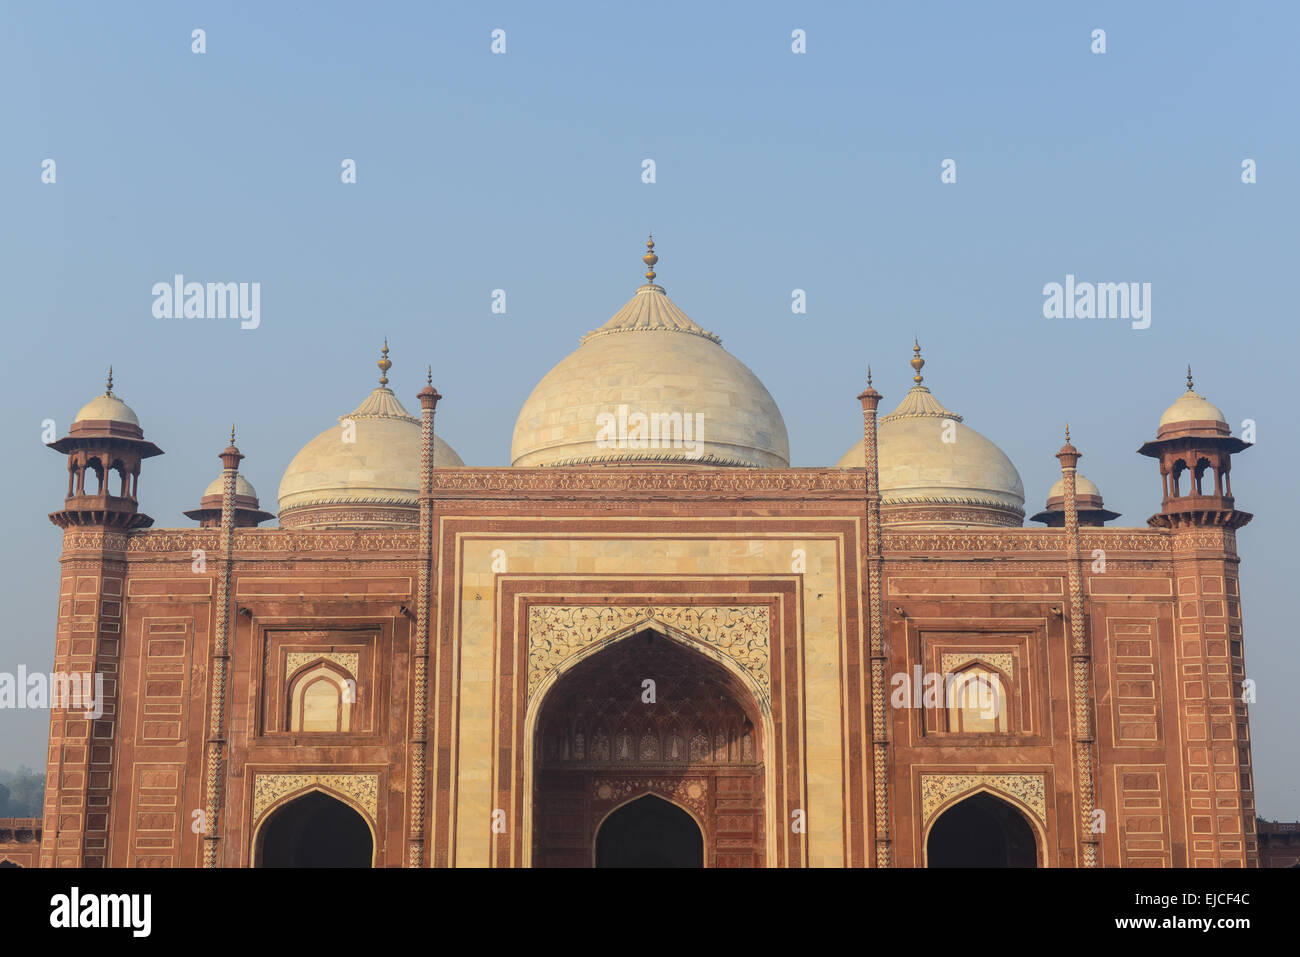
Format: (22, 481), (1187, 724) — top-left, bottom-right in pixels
(1047, 473), (1101, 500)
(203, 472), (259, 500)
(837, 353), (1025, 525)
(278, 353), (464, 527)
(74, 372), (140, 427)
(1159, 383), (1227, 429)
(511, 248), (789, 468)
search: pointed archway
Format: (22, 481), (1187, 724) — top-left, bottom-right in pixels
(596, 794), (704, 867)
(532, 627), (765, 867)
(256, 790), (373, 867)
(926, 791), (1038, 867)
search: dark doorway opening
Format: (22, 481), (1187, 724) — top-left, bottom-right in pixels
(596, 794), (704, 868)
(926, 792), (1038, 867)
(0, 860), (19, 868)
(258, 790), (372, 867)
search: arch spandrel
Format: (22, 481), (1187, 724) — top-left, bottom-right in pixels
(919, 773), (1047, 830)
(526, 604), (771, 711)
(250, 772), (380, 828)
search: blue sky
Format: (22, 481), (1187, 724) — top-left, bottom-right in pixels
(2, 2), (1297, 816)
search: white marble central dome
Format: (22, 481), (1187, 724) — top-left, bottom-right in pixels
(511, 241), (789, 468)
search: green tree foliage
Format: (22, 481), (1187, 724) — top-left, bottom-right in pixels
(0, 767), (45, 817)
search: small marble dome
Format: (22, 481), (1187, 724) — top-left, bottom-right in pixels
(1156, 367), (1231, 439)
(72, 368), (140, 427)
(203, 472), (259, 500)
(185, 452), (274, 528)
(1030, 465), (1120, 527)
(837, 344), (1025, 527)
(1047, 473), (1100, 500)
(511, 239), (789, 468)
(278, 345), (465, 529)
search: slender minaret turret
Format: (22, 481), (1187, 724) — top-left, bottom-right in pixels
(858, 365), (890, 867)
(202, 427), (244, 867)
(1057, 426), (1100, 867)
(411, 362), (442, 867)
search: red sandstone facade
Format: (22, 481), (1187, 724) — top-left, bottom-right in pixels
(34, 451), (1260, 866)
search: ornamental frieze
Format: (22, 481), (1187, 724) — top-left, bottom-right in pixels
(884, 530), (1171, 554)
(430, 468), (866, 495)
(251, 772), (379, 824)
(919, 772), (1046, 826)
(61, 530), (130, 552)
(527, 604), (770, 701)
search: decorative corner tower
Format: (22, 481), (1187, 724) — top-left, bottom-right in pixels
(1139, 369), (1257, 866)
(1138, 367), (1251, 530)
(46, 368), (163, 530)
(41, 371), (162, 867)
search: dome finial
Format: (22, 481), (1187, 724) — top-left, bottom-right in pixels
(1186, 364), (1194, 391)
(867, 365), (872, 387)
(910, 339), (925, 385)
(105, 366), (114, 396)
(427, 365), (433, 386)
(1065, 422), (1070, 442)
(230, 424), (236, 445)
(378, 338), (392, 387)
(643, 235), (658, 284)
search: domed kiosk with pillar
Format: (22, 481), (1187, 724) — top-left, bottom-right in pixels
(31, 240), (1261, 870)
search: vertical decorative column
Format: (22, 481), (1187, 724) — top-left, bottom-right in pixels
(202, 429), (242, 868)
(859, 369), (890, 867)
(1057, 428), (1099, 867)
(410, 369), (441, 867)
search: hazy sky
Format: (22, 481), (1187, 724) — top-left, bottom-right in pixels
(2, 2), (1297, 816)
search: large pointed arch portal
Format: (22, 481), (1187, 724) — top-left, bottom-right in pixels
(532, 626), (766, 867)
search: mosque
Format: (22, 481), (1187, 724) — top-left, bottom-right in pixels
(32, 239), (1258, 867)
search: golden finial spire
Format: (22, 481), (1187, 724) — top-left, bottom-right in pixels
(867, 365), (872, 387)
(427, 366), (433, 386)
(378, 338), (392, 387)
(1186, 365), (1194, 391)
(643, 235), (658, 284)
(910, 339), (925, 386)
(230, 424), (236, 444)
(105, 366), (114, 396)
(1065, 422), (1070, 443)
